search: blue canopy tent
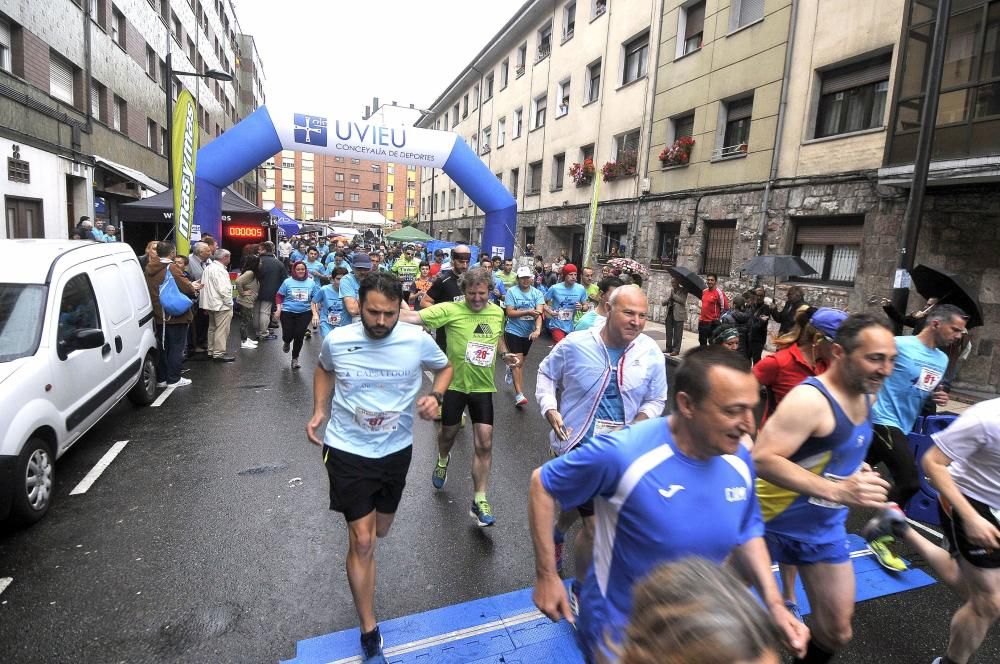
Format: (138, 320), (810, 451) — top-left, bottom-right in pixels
(269, 206), (300, 238)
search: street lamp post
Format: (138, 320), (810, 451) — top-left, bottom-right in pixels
(165, 52), (234, 190)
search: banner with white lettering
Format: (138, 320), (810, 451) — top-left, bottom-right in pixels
(268, 106), (457, 169)
(172, 90), (198, 257)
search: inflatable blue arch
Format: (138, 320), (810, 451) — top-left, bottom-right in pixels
(193, 106), (517, 257)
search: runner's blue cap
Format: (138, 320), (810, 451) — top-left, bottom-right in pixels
(811, 307), (848, 337)
(352, 253), (373, 269)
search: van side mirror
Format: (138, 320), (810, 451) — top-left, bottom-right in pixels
(58, 328), (105, 360)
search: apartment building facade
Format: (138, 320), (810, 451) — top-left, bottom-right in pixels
(416, 0), (663, 266)
(1, 0), (263, 240)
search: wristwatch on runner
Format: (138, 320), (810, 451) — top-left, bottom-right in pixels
(430, 391), (444, 405)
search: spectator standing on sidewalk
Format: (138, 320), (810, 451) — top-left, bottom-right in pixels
(236, 254), (260, 350)
(202, 249), (236, 363)
(697, 274), (729, 347)
(663, 278), (689, 356)
(187, 242), (212, 354)
(771, 286), (807, 336)
(144, 241), (200, 387)
(255, 241), (287, 341)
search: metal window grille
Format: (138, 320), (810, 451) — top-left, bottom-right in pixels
(702, 222), (737, 275)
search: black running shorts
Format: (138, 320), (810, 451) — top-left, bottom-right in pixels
(441, 389), (494, 427)
(504, 332), (533, 356)
(323, 444), (412, 522)
(939, 493), (1000, 569)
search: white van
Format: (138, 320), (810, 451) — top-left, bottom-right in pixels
(0, 240), (159, 525)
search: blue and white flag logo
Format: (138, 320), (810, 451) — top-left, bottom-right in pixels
(293, 114), (328, 146)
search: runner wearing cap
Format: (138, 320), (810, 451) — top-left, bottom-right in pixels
(340, 253), (373, 321)
(544, 264), (589, 344)
(503, 266), (545, 407)
(391, 245), (421, 300)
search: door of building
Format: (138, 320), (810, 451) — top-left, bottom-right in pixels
(5, 197), (44, 238)
(571, 231), (584, 270)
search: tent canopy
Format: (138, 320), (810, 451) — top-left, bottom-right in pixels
(269, 206), (300, 237)
(386, 226), (433, 243)
(120, 186), (267, 223)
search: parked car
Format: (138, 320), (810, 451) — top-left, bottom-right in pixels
(0, 240), (159, 525)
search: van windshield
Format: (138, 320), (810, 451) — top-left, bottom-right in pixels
(0, 284), (47, 363)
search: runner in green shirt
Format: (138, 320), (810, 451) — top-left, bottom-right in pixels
(399, 267), (519, 527)
(497, 258), (518, 289)
(391, 244), (422, 298)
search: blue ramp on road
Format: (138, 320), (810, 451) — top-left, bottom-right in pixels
(283, 535), (934, 664)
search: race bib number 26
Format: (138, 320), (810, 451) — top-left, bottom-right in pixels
(465, 341), (496, 367)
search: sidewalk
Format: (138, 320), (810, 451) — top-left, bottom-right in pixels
(643, 324), (976, 416)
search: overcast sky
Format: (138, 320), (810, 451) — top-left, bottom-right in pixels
(234, 0), (526, 118)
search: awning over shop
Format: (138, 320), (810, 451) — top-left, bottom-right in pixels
(119, 186), (267, 223)
(94, 156), (166, 197)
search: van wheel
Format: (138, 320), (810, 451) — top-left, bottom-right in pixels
(11, 438), (54, 525)
(127, 352), (157, 406)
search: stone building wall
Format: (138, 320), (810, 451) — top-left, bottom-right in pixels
(418, 176), (999, 394)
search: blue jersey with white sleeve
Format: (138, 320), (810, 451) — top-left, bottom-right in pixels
(871, 335), (948, 432)
(277, 277), (320, 314)
(539, 418), (762, 658)
(319, 322), (449, 458)
(546, 283), (588, 333)
(504, 286), (545, 338)
(339, 273), (361, 303)
(313, 284), (350, 338)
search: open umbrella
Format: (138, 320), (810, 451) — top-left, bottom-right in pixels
(740, 255), (818, 278)
(667, 266), (706, 295)
(386, 226), (433, 243)
(910, 264), (983, 328)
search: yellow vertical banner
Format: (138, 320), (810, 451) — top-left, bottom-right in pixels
(172, 90), (198, 257)
(582, 176), (600, 268)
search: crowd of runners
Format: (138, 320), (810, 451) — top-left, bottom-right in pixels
(146, 232), (998, 664)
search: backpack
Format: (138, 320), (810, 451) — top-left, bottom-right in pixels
(159, 265), (193, 317)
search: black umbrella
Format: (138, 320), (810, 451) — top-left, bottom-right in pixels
(910, 264), (983, 328)
(740, 255), (818, 278)
(667, 266), (706, 295)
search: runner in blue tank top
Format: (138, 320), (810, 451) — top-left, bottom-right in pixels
(754, 314), (897, 664)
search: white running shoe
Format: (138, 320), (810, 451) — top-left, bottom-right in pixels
(170, 377), (192, 387)
(240, 340), (257, 349)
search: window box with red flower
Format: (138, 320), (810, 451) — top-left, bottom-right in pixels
(569, 158), (595, 186)
(658, 136), (695, 168)
(602, 150), (638, 182)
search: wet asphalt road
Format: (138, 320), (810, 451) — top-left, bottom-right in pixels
(1, 325), (999, 664)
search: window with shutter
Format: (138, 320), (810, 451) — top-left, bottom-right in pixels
(90, 83), (101, 120)
(734, 0), (764, 29)
(815, 54), (892, 138)
(50, 55), (75, 105)
(0, 17), (11, 73)
(792, 217), (863, 285)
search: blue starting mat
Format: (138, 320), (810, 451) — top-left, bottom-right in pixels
(283, 535), (935, 664)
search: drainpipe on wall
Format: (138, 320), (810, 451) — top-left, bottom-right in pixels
(754, 0), (799, 285)
(82, 0), (93, 135)
(632, 0), (667, 260)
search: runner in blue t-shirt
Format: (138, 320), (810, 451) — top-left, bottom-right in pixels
(502, 266), (545, 407)
(544, 264), (589, 343)
(307, 271), (452, 664)
(313, 267), (351, 339)
(530, 346), (805, 662)
(304, 247), (327, 283)
(754, 314), (897, 663)
(866, 305), (967, 548)
(275, 261), (320, 369)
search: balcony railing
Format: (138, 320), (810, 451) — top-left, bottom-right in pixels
(712, 143), (748, 159)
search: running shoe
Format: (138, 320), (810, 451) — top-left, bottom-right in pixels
(304, 329), (312, 339)
(432, 454), (450, 489)
(156, 381), (167, 388)
(504, 366), (513, 385)
(553, 527), (565, 575)
(240, 340), (258, 349)
(470, 498), (496, 527)
(168, 377), (192, 387)
(784, 600), (804, 624)
(861, 502), (909, 541)
(261, 333), (278, 341)
(515, 393), (529, 408)
(867, 535), (909, 572)
(360, 625), (386, 664)
(291, 357), (301, 370)
(282, 342), (290, 353)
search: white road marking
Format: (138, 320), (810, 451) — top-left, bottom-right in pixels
(69, 441), (129, 495)
(324, 610), (544, 664)
(0, 577), (11, 596)
(150, 385), (176, 408)
(907, 518), (944, 539)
